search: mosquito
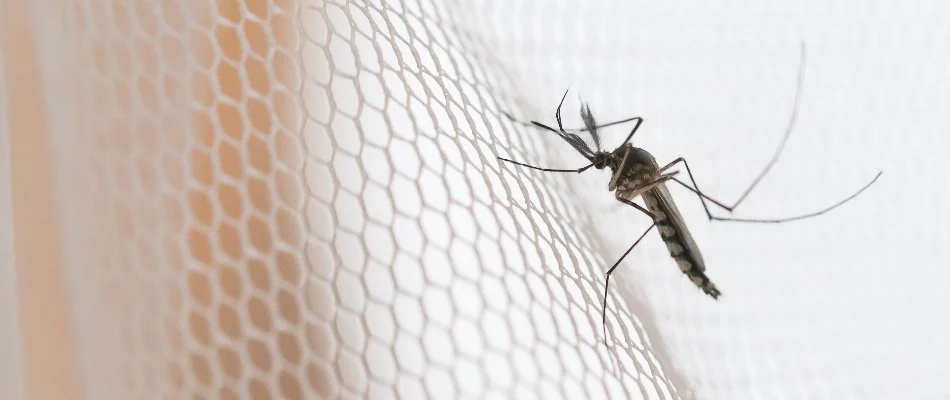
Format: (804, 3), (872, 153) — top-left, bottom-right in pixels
(497, 43), (882, 345)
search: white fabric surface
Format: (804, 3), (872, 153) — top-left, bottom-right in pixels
(4, 0), (948, 399)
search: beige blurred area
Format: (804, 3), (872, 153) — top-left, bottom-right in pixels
(1, 0), (326, 398)
(1, 0), (78, 398)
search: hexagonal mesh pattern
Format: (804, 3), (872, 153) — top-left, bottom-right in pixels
(15, 0), (950, 399)
(21, 0), (682, 398)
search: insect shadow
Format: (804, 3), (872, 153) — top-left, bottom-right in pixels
(497, 43), (882, 345)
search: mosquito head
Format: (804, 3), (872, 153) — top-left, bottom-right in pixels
(526, 92), (642, 173)
(590, 151), (612, 170)
(540, 123), (613, 170)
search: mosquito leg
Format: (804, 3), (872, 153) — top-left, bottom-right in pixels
(613, 170), (680, 203)
(553, 89), (570, 132)
(608, 146), (633, 190)
(502, 87), (642, 135)
(653, 42), (808, 219)
(602, 196), (657, 346)
(656, 157), (727, 219)
(617, 117), (644, 146)
(497, 157), (595, 174)
(603, 171), (678, 212)
(502, 111), (643, 134)
(724, 42), (808, 210)
(656, 153), (881, 223)
(670, 171), (882, 224)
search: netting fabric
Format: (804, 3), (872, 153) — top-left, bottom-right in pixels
(18, 0), (681, 398)
(4, 0), (950, 399)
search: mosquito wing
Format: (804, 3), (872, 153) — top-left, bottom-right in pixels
(643, 182), (722, 298)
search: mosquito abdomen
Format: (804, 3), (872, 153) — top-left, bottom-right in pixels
(642, 188), (722, 299)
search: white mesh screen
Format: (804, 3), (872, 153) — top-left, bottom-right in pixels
(3, 0), (950, 399)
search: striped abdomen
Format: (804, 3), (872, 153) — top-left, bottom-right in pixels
(642, 184), (721, 299)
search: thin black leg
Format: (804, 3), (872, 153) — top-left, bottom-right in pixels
(502, 110), (643, 135)
(497, 157), (595, 174)
(651, 42), (809, 218)
(602, 196), (657, 346)
(668, 171), (882, 224)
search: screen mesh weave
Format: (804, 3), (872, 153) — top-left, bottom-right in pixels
(3, 0), (950, 399)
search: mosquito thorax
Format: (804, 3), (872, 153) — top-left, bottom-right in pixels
(600, 144), (631, 174)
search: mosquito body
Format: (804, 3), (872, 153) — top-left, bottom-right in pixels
(611, 145), (722, 298)
(497, 43), (882, 344)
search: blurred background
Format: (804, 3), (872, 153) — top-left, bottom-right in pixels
(1, 0), (949, 399)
